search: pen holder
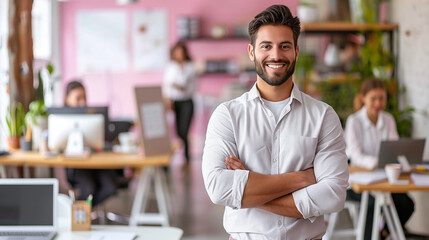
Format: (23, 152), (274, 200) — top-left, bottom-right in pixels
(71, 200), (91, 231)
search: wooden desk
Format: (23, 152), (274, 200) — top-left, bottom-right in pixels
(0, 151), (173, 227)
(350, 167), (429, 240)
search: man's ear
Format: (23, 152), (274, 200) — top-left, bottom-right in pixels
(295, 44), (300, 60)
(248, 44), (255, 62)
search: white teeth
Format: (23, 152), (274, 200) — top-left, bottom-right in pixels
(267, 64), (283, 69)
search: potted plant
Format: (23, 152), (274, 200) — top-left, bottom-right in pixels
(297, 1), (318, 23)
(27, 63), (54, 150)
(5, 102), (26, 150)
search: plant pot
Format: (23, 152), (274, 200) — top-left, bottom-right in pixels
(32, 116), (48, 151)
(20, 137), (32, 151)
(297, 5), (319, 23)
(7, 136), (20, 150)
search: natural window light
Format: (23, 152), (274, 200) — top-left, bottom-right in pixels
(32, 0), (52, 60)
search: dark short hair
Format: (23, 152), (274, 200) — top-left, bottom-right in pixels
(248, 5), (301, 48)
(170, 41), (192, 61)
(360, 78), (386, 96)
(65, 80), (85, 98)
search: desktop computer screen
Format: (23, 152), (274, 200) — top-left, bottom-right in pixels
(48, 114), (104, 152)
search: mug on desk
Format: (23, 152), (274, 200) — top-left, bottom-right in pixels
(385, 164), (402, 184)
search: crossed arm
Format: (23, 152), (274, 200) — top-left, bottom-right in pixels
(225, 155), (316, 218)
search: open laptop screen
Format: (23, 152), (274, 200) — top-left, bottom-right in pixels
(378, 138), (426, 168)
(0, 185), (54, 225)
(0, 178), (57, 232)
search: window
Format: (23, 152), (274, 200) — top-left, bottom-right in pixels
(32, 0), (52, 60)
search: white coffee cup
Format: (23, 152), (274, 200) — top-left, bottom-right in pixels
(385, 164), (402, 184)
(118, 132), (135, 153)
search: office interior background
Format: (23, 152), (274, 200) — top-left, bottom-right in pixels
(1, 0), (429, 238)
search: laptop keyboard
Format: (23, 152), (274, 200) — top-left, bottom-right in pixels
(0, 232), (51, 236)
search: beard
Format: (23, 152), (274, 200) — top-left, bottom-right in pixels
(254, 56), (297, 86)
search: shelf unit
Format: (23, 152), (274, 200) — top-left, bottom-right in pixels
(301, 22), (398, 33)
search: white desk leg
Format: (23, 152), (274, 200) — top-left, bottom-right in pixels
(0, 166), (6, 178)
(356, 191), (369, 240)
(382, 204), (399, 240)
(129, 167), (170, 227)
(154, 168), (169, 227)
(372, 192), (382, 240)
(386, 193), (406, 240)
(130, 167), (152, 226)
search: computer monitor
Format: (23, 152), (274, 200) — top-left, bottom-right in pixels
(378, 138), (426, 169)
(48, 114), (104, 154)
(48, 106), (109, 141)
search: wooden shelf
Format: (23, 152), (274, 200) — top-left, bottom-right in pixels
(301, 22), (398, 33)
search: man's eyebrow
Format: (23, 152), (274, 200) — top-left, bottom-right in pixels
(258, 41), (272, 45)
(258, 40), (293, 45)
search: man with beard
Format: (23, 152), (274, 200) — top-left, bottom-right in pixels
(202, 5), (349, 239)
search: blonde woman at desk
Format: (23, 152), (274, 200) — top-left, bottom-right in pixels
(345, 78), (414, 239)
(64, 80), (118, 207)
(163, 42), (197, 167)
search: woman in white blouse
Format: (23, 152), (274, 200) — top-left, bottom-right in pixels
(345, 78), (414, 239)
(163, 42), (197, 165)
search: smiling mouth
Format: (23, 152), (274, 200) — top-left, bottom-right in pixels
(266, 63), (286, 69)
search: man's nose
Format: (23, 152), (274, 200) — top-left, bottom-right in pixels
(270, 48), (281, 61)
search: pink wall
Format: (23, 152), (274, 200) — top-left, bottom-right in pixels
(60, 0), (298, 118)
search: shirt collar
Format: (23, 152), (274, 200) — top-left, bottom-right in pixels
(358, 106), (385, 129)
(247, 81), (303, 104)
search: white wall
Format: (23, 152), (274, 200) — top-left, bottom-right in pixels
(0, 0), (9, 150)
(391, 0), (429, 159)
(391, 0), (429, 235)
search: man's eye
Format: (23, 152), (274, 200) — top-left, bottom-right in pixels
(261, 45), (270, 49)
(281, 45), (291, 49)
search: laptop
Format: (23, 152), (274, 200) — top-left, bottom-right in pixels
(378, 138), (426, 169)
(0, 178), (58, 240)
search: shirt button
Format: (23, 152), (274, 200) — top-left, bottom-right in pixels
(278, 220), (282, 226)
(273, 158), (277, 162)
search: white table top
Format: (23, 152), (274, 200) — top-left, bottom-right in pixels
(55, 225), (183, 240)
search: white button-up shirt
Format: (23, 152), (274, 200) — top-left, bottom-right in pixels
(345, 106), (399, 169)
(163, 61), (197, 100)
(202, 83), (349, 239)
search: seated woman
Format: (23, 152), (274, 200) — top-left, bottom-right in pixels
(64, 80), (118, 207)
(345, 78), (414, 239)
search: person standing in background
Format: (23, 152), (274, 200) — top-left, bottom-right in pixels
(163, 42), (197, 166)
(345, 78), (414, 239)
(64, 80), (118, 207)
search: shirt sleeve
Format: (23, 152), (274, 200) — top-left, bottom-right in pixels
(386, 113), (399, 140)
(202, 104), (249, 209)
(345, 114), (378, 169)
(292, 107), (349, 221)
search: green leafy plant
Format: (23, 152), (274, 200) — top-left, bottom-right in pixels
(6, 102), (26, 137)
(26, 63), (54, 126)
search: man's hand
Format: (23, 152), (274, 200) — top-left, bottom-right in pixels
(225, 155), (248, 170)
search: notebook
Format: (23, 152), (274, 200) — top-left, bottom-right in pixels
(0, 178), (58, 240)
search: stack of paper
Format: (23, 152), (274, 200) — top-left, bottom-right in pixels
(411, 173), (429, 186)
(349, 170), (387, 185)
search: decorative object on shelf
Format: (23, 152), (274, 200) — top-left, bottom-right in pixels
(324, 43), (342, 67)
(210, 25), (227, 39)
(177, 16), (200, 39)
(297, 1), (319, 22)
(349, 0), (382, 23)
(233, 25), (248, 38)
